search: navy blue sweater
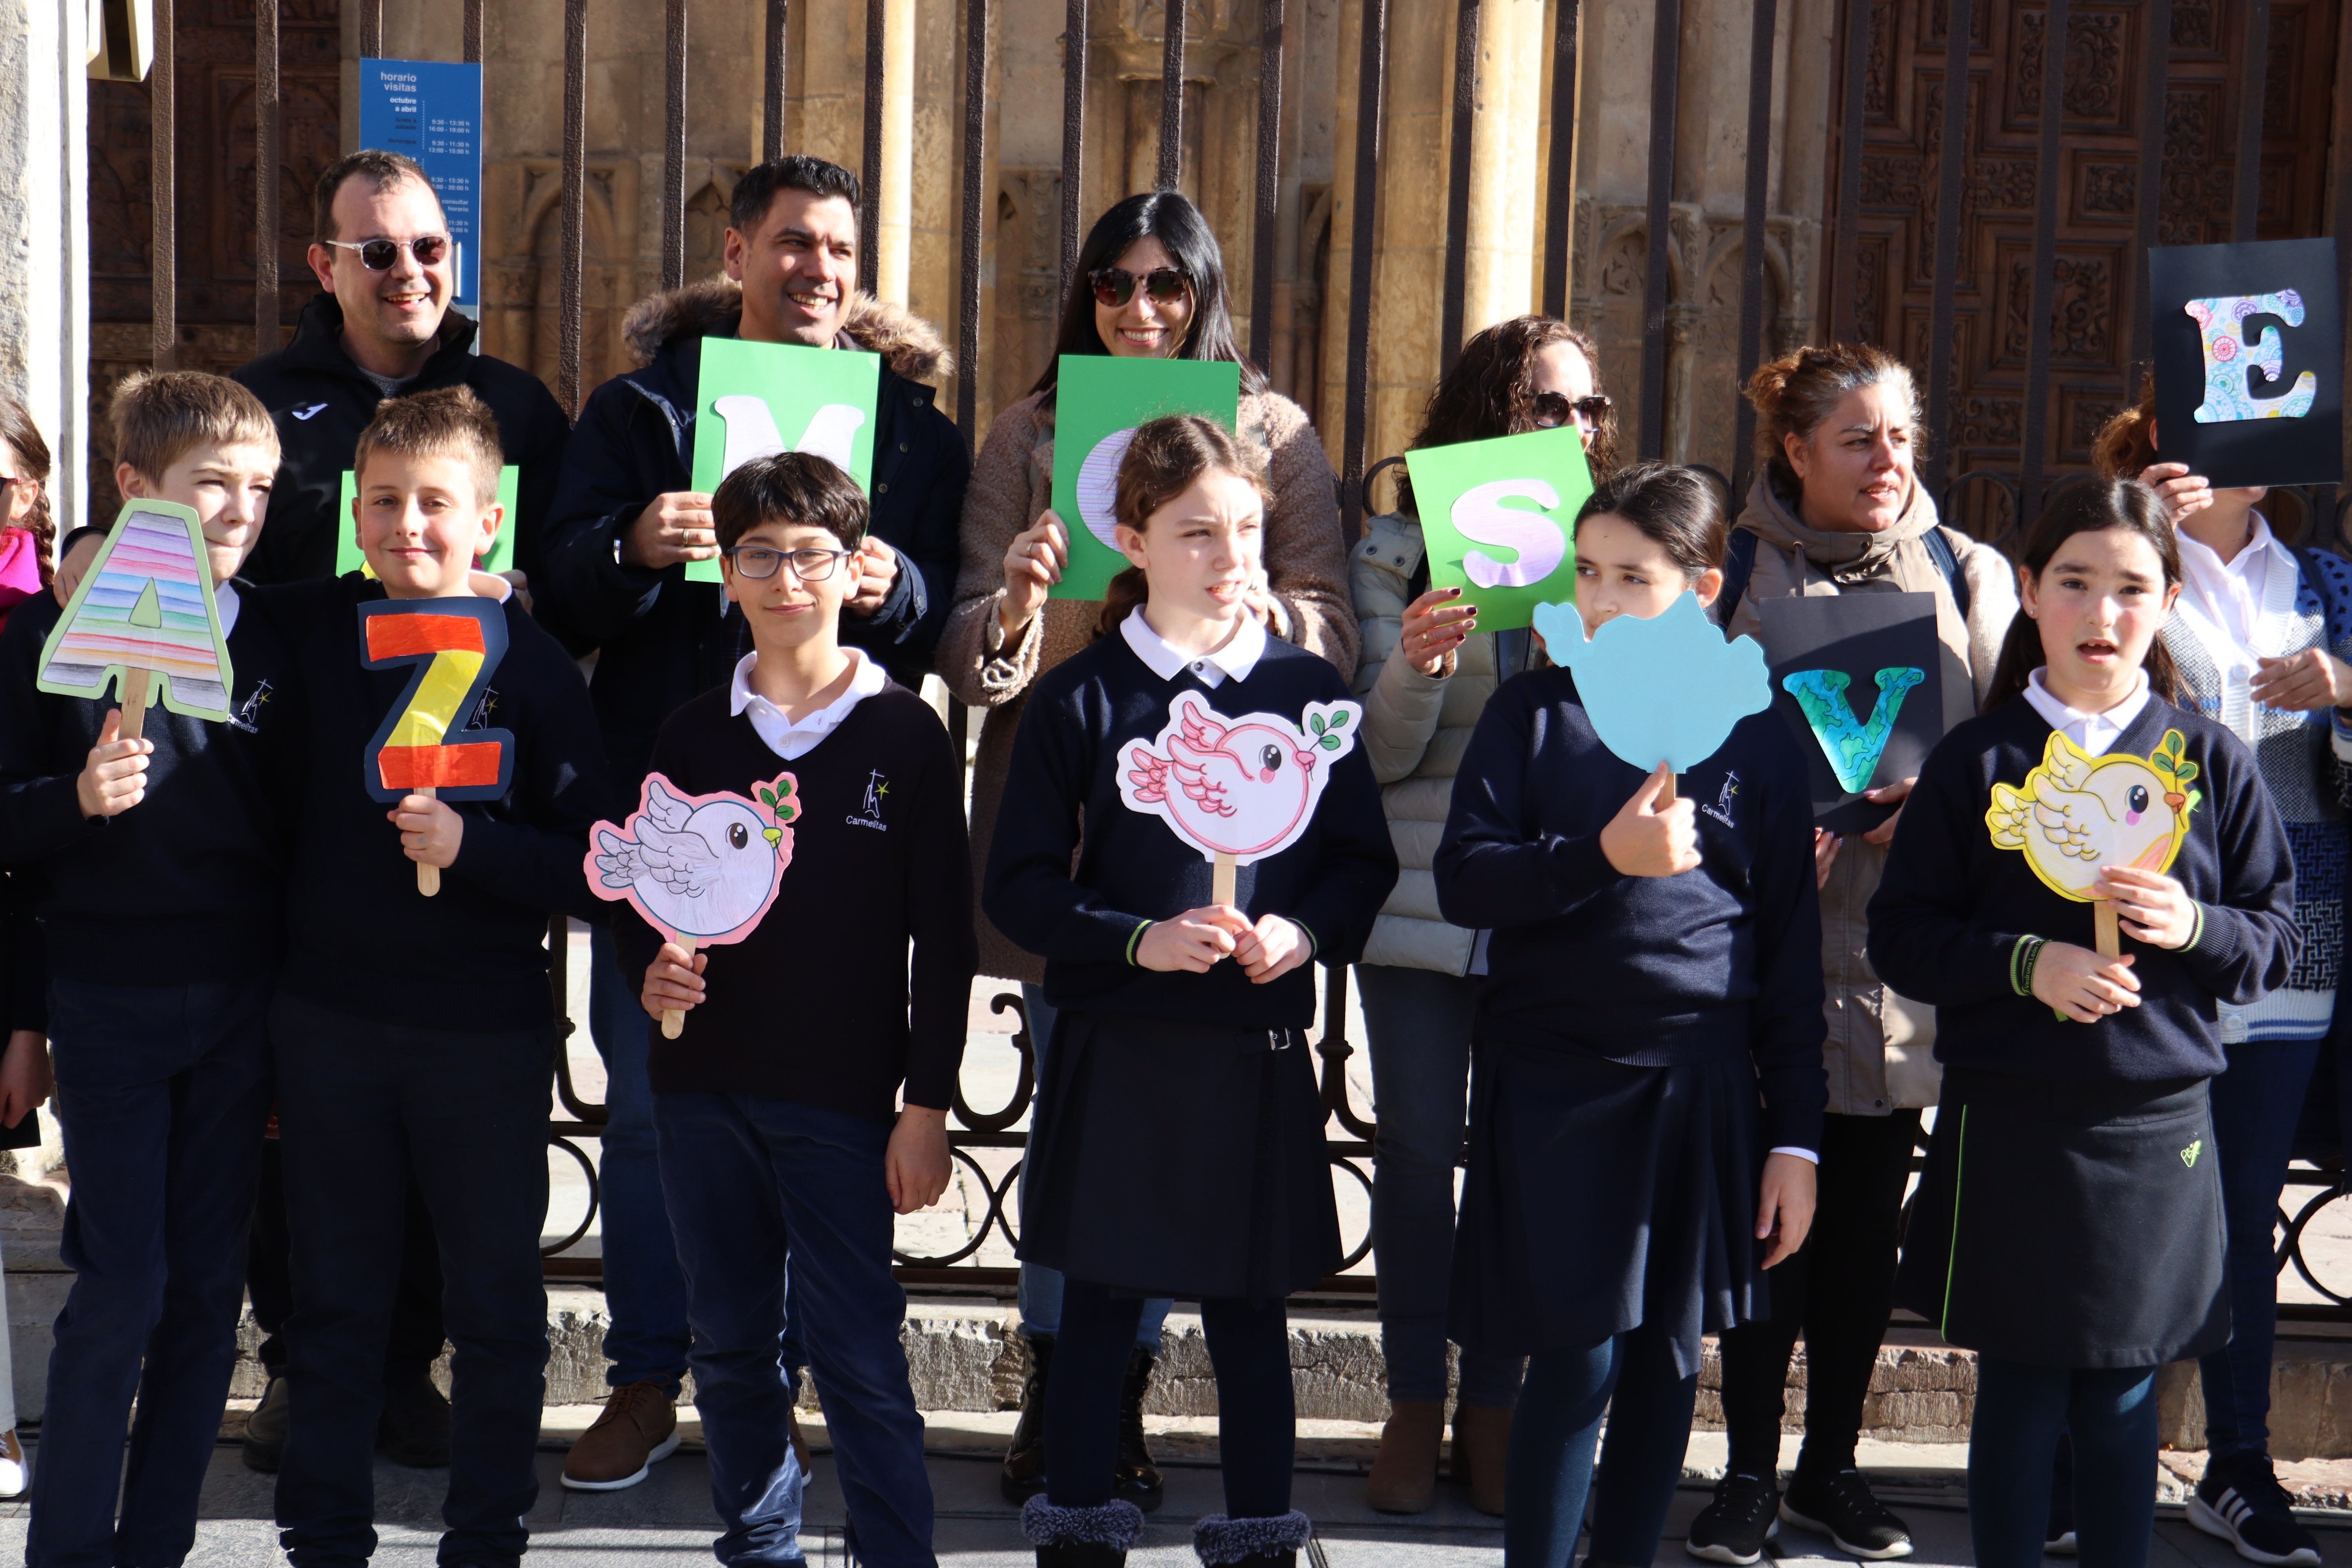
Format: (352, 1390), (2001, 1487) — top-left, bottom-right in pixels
(1867, 695), (2298, 1082)
(983, 631), (1396, 1027)
(1433, 666), (1829, 1152)
(256, 577), (616, 1031)
(0, 588), (301, 984)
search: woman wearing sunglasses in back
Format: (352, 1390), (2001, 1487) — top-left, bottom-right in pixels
(936, 190), (1356, 1511)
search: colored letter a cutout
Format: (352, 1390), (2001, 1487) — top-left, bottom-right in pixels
(1781, 666), (1926, 794)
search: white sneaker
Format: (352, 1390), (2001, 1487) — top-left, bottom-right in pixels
(0, 1429), (28, 1497)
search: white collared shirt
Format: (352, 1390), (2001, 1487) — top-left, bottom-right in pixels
(1119, 605), (1268, 688)
(729, 647), (887, 760)
(2022, 666), (2151, 758)
(2176, 514), (2288, 654)
(215, 581), (241, 639)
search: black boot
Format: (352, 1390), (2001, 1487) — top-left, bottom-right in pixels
(1113, 1345), (1164, 1512)
(1000, 1333), (1053, 1504)
(376, 1365), (452, 1468)
(1192, 1510), (1313, 1567)
(242, 1374), (290, 1474)
(1023, 1495), (1143, 1567)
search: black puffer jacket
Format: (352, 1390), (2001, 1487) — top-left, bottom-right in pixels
(231, 293), (575, 602)
(538, 279), (969, 793)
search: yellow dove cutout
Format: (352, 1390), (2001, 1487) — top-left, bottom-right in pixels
(1985, 728), (2201, 901)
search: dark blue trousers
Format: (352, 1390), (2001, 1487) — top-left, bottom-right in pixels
(26, 976), (273, 1568)
(655, 1093), (934, 1567)
(269, 994), (552, 1568)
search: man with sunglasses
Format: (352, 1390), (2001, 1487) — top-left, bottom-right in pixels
(232, 151), (572, 618)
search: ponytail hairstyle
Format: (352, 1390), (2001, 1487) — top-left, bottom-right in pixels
(1744, 342), (1923, 496)
(1095, 414), (1273, 638)
(2089, 372), (2160, 481)
(1573, 461), (1727, 576)
(1398, 317), (1616, 511)
(0, 394), (55, 586)
(1984, 478), (2183, 709)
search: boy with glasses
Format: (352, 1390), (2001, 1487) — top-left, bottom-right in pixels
(622, 450), (975, 1566)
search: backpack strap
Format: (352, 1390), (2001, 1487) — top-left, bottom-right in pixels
(1717, 529), (1761, 626)
(1922, 526), (1973, 621)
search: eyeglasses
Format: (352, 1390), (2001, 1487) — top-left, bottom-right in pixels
(325, 234), (454, 270)
(722, 544), (857, 582)
(1532, 391), (1613, 431)
(1089, 266), (1192, 308)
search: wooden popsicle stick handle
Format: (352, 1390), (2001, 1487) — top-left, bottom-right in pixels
(2094, 899), (2120, 958)
(661, 935), (697, 1040)
(118, 668), (150, 743)
(1212, 851), (1237, 907)
(415, 784), (440, 897)
(1659, 768), (1676, 805)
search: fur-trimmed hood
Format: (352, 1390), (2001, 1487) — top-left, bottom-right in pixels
(620, 276), (951, 383)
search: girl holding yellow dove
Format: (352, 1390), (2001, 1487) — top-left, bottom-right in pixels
(1866, 479), (2299, 1568)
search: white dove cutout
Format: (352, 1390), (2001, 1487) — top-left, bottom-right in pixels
(1117, 693), (1362, 889)
(712, 395), (868, 480)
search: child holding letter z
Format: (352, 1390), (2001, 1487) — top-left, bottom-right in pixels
(0, 373), (295, 1564)
(983, 416), (1396, 1568)
(1432, 465), (1827, 1568)
(1867, 479), (2298, 1568)
(253, 387), (612, 1568)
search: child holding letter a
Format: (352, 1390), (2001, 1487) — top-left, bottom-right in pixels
(254, 387), (612, 1568)
(1867, 480), (2298, 1568)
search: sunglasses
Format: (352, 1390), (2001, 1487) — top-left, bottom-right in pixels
(325, 234), (454, 270)
(1532, 391), (1613, 431)
(722, 544), (858, 583)
(1090, 266), (1192, 308)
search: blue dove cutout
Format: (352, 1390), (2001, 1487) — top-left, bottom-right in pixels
(1533, 592), (1774, 773)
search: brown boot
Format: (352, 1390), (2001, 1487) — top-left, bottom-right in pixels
(1365, 1400), (1444, 1514)
(562, 1379), (681, 1491)
(1452, 1403), (1511, 1516)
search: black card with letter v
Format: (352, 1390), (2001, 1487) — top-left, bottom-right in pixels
(1757, 593), (1945, 834)
(2147, 237), (2343, 490)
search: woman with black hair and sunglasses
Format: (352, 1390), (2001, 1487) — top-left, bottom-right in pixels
(937, 190), (1356, 1509)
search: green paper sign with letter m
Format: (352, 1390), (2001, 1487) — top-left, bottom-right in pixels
(1047, 356), (1242, 602)
(687, 338), (883, 584)
(1402, 425), (1593, 633)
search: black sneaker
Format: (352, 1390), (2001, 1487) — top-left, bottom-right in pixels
(2189, 1452), (2322, 1567)
(1779, 1468), (1915, 1561)
(1685, 1472), (1780, 1565)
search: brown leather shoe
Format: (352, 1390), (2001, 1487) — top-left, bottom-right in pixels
(1365, 1399), (1444, 1514)
(562, 1379), (681, 1491)
(1452, 1402), (1511, 1516)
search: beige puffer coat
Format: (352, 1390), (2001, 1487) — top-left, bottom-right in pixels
(1722, 470), (2020, 1116)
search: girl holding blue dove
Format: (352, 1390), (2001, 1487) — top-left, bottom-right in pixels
(1433, 463), (1827, 1568)
(1867, 479), (2298, 1568)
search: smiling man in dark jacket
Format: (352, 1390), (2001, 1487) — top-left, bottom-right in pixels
(536, 151), (968, 1496)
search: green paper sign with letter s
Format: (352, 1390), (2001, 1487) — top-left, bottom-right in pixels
(1048, 356), (1242, 601)
(688, 338), (883, 584)
(1403, 425), (1593, 632)
(337, 466), (520, 578)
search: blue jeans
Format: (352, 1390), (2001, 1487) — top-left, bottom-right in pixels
(1969, 1357), (2157, 1568)
(2198, 1035), (2322, 1460)
(1504, 1321), (1695, 1568)
(1015, 984), (1171, 1348)
(271, 995), (553, 1568)
(589, 926), (693, 1395)
(1356, 964), (1524, 1410)
(28, 976), (273, 1568)
(657, 1093), (933, 1567)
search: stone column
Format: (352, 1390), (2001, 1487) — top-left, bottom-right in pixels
(875, 0), (916, 302)
(1460, 0), (1547, 341)
(0, 0), (91, 536)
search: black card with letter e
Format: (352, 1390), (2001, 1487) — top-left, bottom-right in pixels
(2147, 237), (2343, 490)
(1757, 593), (1945, 834)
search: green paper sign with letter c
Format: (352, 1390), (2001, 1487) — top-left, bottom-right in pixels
(1047, 356), (1242, 602)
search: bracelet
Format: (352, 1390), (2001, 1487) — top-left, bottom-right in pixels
(2011, 934), (2048, 997)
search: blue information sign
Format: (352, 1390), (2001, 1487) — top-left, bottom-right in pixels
(356, 58), (483, 309)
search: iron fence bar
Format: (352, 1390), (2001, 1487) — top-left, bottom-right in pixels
(1439, 0), (1478, 374)
(464, 0), (483, 63)
(860, 0), (884, 295)
(2232, 0), (2270, 243)
(661, 0), (686, 291)
(152, 0), (176, 370)
(2126, 0), (2169, 377)
(255, 0), (279, 355)
(2015, 0), (2067, 521)
(1247, 0), (1282, 371)
(1730, 0), (1777, 501)
(1831, 0), (1868, 341)
(763, 0), (788, 162)
(1339, 0), (1388, 544)
(558, 0), (586, 416)
(1921, 0), (1971, 502)
(1539, 0), (1578, 321)
(1156, 0), (1185, 191)
(1637, 0), (1679, 459)
(1058, 0), (1086, 303)
(955, 0), (989, 443)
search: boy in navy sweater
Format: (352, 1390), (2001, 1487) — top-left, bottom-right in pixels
(630, 452), (975, 1566)
(256, 387), (612, 1568)
(0, 371), (296, 1566)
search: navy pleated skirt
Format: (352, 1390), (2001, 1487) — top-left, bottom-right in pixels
(1450, 1041), (1769, 1377)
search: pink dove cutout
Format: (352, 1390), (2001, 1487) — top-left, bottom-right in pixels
(585, 771), (799, 946)
(1117, 693), (1362, 864)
